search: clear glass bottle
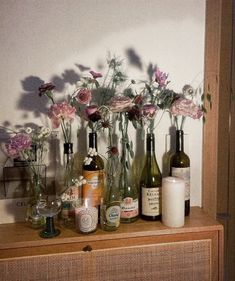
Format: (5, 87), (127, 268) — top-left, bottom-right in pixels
(60, 143), (80, 224)
(101, 155), (121, 231)
(140, 133), (162, 221)
(170, 129), (190, 216)
(82, 132), (104, 208)
(119, 137), (139, 223)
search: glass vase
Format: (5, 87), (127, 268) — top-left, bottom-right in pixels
(26, 174), (45, 229)
(60, 142), (80, 226)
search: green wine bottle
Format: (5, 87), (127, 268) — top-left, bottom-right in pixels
(140, 133), (162, 221)
(170, 129), (190, 216)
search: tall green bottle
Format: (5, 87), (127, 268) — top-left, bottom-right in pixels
(170, 129), (190, 216)
(140, 133), (162, 221)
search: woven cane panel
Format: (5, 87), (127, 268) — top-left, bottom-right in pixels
(0, 239), (211, 281)
(94, 239), (211, 281)
(0, 255), (48, 281)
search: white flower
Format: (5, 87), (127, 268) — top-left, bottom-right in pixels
(74, 176), (87, 187)
(25, 127), (33, 134)
(61, 193), (70, 201)
(84, 157), (92, 165)
(41, 126), (51, 137)
(88, 147), (97, 156)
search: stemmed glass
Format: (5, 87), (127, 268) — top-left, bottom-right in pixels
(37, 195), (62, 238)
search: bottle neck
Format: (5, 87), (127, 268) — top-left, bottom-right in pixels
(89, 132), (98, 151)
(146, 133), (155, 154)
(64, 142), (73, 154)
(176, 130), (184, 152)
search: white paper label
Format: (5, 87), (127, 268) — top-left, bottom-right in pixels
(141, 187), (160, 216)
(172, 167), (190, 200)
(121, 197), (138, 219)
(106, 205), (121, 226)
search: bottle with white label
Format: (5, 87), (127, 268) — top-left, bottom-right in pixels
(140, 133), (162, 221)
(120, 168), (139, 223)
(101, 154), (121, 231)
(170, 129), (190, 216)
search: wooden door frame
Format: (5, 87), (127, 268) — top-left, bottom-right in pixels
(203, 0), (232, 220)
(203, 0), (234, 279)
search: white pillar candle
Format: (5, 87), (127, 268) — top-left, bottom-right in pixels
(75, 200), (98, 234)
(162, 176), (185, 228)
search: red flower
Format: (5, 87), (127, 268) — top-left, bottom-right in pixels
(107, 146), (119, 156)
(85, 105), (102, 122)
(38, 83), (55, 96)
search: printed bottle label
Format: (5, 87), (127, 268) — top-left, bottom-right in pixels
(141, 187), (161, 216)
(172, 167), (190, 200)
(121, 197), (139, 219)
(83, 170), (104, 206)
(106, 205), (121, 227)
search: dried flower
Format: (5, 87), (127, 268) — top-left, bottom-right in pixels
(107, 146), (119, 156)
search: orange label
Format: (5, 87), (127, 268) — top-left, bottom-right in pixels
(82, 170), (104, 206)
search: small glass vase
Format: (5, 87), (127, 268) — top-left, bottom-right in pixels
(26, 174), (45, 229)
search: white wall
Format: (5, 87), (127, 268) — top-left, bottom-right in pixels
(0, 0), (205, 206)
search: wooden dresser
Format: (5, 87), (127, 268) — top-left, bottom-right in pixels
(0, 207), (223, 281)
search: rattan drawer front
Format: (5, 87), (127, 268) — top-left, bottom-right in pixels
(0, 239), (211, 281)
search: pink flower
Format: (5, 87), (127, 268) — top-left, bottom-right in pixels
(142, 104), (158, 119)
(109, 95), (134, 113)
(85, 105), (101, 122)
(5, 133), (32, 158)
(155, 68), (168, 87)
(48, 102), (77, 128)
(76, 88), (92, 105)
(90, 70), (102, 79)
(170, 97), (203, 119)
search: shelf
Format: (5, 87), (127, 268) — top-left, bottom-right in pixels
(0, 207), (222, 252)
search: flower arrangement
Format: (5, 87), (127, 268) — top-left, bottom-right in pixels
(126, 67), (172, 135)
(72, 55), (132, 134)
(2, 125), (51, 184)
(38, 83), (77, 143)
